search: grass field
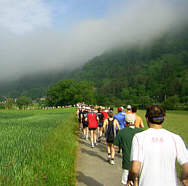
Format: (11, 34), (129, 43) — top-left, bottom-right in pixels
(0, 108), (187, 185)
(0, 108), (77, 186)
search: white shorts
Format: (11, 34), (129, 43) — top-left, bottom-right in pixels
(122, 169), (129, 184)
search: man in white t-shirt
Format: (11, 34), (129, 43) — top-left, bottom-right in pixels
(127, 105), (188, 186)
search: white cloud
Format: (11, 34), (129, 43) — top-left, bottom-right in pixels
(0, 0), (187, 80)
(0, 0), (52, 34)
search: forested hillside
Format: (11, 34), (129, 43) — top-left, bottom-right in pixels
(0, 25), (188, 109)
(70, 25), (188, 108)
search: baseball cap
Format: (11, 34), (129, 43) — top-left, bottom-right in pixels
(127, 105), (131, 109)
(118, 107), (123, 112)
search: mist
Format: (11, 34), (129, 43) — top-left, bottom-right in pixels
(0, 0), (188, 81)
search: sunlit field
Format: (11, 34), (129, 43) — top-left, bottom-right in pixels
(0, 108), (77, 185)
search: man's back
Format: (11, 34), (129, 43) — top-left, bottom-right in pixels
(131, 128), (188, 186)
(114, 127), (143, 169)
(114, 112), (125, 129)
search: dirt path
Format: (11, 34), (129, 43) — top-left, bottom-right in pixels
(76, 132), (123, 186)
(76, 131), (183, 186)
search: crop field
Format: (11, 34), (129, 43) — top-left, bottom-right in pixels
(0, 108), (77, 186)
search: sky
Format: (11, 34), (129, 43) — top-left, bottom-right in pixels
(0, 0), (188, 80)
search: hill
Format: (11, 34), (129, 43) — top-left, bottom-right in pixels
(0, 25), (188, 109)
(70, 25), (188, 107)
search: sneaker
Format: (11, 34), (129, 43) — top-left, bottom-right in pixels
(94, 142), (97, 146)
(110, 160), (115, 165)
(91, 144), (94, 148)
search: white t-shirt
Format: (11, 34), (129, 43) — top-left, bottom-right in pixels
(131, 128), (188, 186)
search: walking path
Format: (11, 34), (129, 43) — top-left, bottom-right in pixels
(76, 131), (183, 186)
(76, 132), (123, 186)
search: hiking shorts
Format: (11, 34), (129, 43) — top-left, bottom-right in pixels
(89, 128), (97, 131)
(83, 122), (88, 128)
(122, 169), (129, 185)
(98, 122), (103, 128)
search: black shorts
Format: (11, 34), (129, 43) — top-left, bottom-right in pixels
(98, 122), (103, 128)
(89, 128), (97, 131)
(83, 122), (88, 128)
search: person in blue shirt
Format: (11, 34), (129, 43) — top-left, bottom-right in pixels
(114, 107), (126, 153)
(114, 107), (126, 129)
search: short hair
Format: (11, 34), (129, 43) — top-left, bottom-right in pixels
(145, 105), (165, 125)
(132, 106), (137, 113)
(108, 111), (114, 118)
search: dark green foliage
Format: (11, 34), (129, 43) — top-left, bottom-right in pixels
(46, 79), (96, 106)
(16, 96), (32, 109)
(69, 25), (188, 109)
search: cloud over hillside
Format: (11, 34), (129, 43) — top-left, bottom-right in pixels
(0, 0), (188, 80)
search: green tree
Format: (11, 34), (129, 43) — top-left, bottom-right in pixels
(5, 98), (15, 109)
(46, 79), (96, 106)
(16, 96), (32, 109)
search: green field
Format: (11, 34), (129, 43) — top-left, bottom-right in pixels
(0, 108), (187, 185)
(0, 108), (77, 186)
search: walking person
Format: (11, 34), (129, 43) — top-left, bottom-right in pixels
(113, 120), (143, 185)
(132, 106), (144, 128)
(103, 111), (120, 165)
(82, 107), (90, 140)
(127, 105), (188, 186)
(114, 107), (126, 153)
(97, 107), (104, 142)
(125, 105), (136, 126)
(87, 107), (99, 148)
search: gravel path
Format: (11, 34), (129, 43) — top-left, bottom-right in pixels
(76, 133), (123, 186)
(76, 132), (183, 186)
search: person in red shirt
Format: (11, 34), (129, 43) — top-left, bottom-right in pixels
(87, 107), (99, 148)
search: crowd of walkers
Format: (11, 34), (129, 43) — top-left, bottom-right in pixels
(76, 104), (188, 186)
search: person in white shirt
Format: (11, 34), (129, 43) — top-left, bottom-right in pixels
(127, 105), (188, 186)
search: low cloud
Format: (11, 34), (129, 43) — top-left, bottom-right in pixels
(0, 0), (188, 80)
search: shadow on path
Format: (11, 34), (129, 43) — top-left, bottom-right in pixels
(77, 171), (104, 186)
(81, 148), (107, 162)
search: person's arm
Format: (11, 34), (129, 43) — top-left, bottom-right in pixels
(140, 118), (144, 128)
(127, 161), (141, 185)
(181, 163), (188, 186)
(127, 135), (143, 185)
(114, 119), (120, 131)
(103, 119), (107, 133)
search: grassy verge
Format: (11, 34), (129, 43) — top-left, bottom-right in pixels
(0, 108), (78, 185)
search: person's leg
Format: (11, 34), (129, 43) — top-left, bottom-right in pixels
(107, 143), (111, 161)
(122, 169), (129, 185)
(86, 127), (89, 140)
(90, 129), (94, 147)
(93, 129), (97, 145)
(110, 144), (115, 165)
(83, 126), (86, 137)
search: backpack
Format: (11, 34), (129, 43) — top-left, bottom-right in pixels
(97, 112), (104, 122)
(125, 112), (136, 124)
(106, 119), (114, 143)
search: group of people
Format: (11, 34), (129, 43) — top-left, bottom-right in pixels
(76, 104), (188, 186)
